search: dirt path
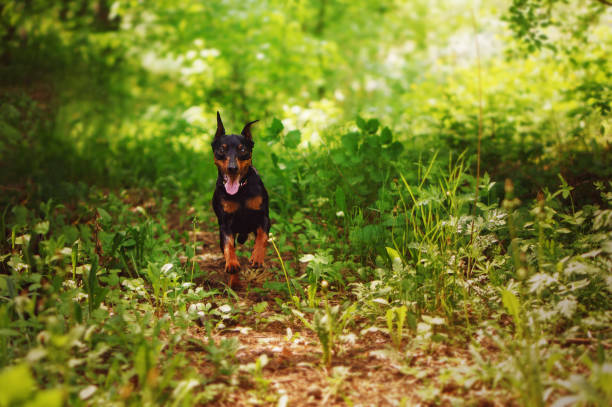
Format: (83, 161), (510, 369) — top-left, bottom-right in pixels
(110, 189), (516, 406)
(165, 221), (512, 406)
(186, 313), (502, 406)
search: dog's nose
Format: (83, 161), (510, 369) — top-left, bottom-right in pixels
(228, 161), (238, 174)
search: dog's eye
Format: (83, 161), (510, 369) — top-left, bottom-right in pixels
(238, 145), (245, 153)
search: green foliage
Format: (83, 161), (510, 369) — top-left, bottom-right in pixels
(84, 256), (108, 316)
(0, 191), (223, 405)
(293, 283), (358, 367)
(1, 0), (611, 404)
(386, 305), (408, 349)
(203, 335), (239, 379)
(505, 0), (607, 54)
(0, 364), (63, 407)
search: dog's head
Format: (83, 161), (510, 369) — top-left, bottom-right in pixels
(211, 112), (258, 195)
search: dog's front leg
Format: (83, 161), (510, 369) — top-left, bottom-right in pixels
(223, 234), (240, 273)
(220, 230), (241, 288)
(249, 227), (268, 269)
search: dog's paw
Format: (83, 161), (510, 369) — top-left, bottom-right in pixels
(225, 260), (240, 275)
(249, 256), (264, 269)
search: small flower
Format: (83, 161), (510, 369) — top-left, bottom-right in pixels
(161, 263), (174, 274)
(218, 304), (232, 313)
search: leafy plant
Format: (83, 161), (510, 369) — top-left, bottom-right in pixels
(83, 255), (109, 317)
(293, 281), (358, 367)
(0, 364), (63, 407)
(386, 305), (408, 350)
(203, 335), (240, 380)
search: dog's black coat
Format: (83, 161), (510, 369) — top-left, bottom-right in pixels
(212, 166), (270, 246)
(211, 112), (270, 278)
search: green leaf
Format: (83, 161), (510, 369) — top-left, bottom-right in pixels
(12, 206), (29, 226)
(0, 364), (36, 405)
(25, 389), (64, 407)
(365, 118), (380, 134)
(356, 116), (366, 131)
(0, 328), (20, 337)
(34, 221), (49, 235)
(284, 130), (301, 149)
(265, 118), (284, 141)
(98, 208), (112, 225)
(386, 308), (394, 333)
(85, 256), (108, 314)
(396, 305), (407, 333)
(341, 132), (359, 153)
(387, 141), (404, 159)
(380, 126), (392, 144)
(501, 288), (521, 322)
(253, 301), (268, 313)
(406, 311), (417, 330)
(386, 247), (401, 261)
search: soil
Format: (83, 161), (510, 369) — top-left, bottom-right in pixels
(159, 203), (516, 406)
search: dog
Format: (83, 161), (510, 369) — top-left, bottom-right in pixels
(211, 112), (270, 288)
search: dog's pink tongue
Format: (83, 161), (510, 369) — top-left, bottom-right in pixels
(224, 178), (240, 195)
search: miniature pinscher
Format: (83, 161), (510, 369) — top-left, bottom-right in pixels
(211, 112), (270, 288)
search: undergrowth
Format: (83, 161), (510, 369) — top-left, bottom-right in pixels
(1, 104), (610, 404)
(1, 1), (611, 405)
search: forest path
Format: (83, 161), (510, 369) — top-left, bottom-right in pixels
(163, 205), (503, 406)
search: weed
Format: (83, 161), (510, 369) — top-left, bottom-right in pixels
(293, 281), (358, 367)
(386, 305), (408, 350)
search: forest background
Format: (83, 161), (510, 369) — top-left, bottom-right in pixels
(0, 0), (610, 406)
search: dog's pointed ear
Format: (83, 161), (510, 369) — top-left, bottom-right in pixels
(215, 111), (225, 139)
(241, 120), (259, 140)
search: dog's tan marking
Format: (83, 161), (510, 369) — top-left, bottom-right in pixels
(214, 157), (229, 172)
(223, 236), (240, 273)
(246, 195), (263, 210)
(238, 158), (252, 179)
(250, 227), (268, 267)
(221, 199), (240, 213)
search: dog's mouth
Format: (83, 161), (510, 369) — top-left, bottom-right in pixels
(223, 175), (240, 195)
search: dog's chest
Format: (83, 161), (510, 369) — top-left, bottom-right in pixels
(221, 195), (264, 214)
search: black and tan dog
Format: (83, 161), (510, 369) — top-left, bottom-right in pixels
(211, 112), (270, 288)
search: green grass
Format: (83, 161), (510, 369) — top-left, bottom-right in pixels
(1, 122), (609, 404)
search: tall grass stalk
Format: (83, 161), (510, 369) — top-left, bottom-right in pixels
(502, 178), (545, 406)
(190, 217), (198, 282)
(270, 237), (295, 302)
(467, 6), (485, 278)
(395, 153), (471, 313)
